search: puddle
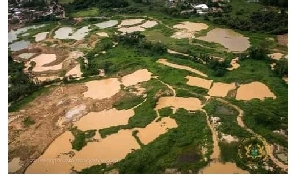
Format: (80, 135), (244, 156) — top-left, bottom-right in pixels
(18, 53), (36, 59)
(118, 19), (144, 27)
(197, 28), (250, 52)
(156, 97), (203, 112)
(227, 57), (240, 71)
(200, 162), (249, 174)
(118, 26), (145, 33)
(96, 32), (109, 37)
(171, 22), (208, 39)
(157, 58), (208, 77)
(9, 157), (22, 173)
(8, 24), (46, 43)
(28, 54), (62, 72)
(121, 69), (152, 86)
(268, 53), (284, 60)
(136, 117), (177, 145)
(208, 82), (236, 97)
(9, 40), (30, 51)
(35, 32), (49, 42)
(185, 76), (213, 89)
(73, 109), (134, 131)
(95, 20), (118, 29)
(54, 26), (89, 40)
(66, 64), (82, 78)
(139, 20), (158, 28)
(236, 82), (276, 100)
(83, 78), (121, 99)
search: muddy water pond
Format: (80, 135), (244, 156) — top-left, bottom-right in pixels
(8, 24), (46, 43)
(121, 69), (152, 86)
(157, 59), (208, 77)
(118, 26), (145, 33)
(95, 20), (118, 29)
(28, 54), (62, 72)
(208, 82), (236, 97)
(9, 40), (30, 51)
(65, 64), (82, 78)
(18, 53), (36, 60)
(83, 78), (121, 99)
(136, 117), (177, 145)
(140, 20), (158, 28)
(171, 22), (208, 39)
(156, 97), (203, 112)
(197, 28), (250, 52)
(118, 19), (144, 27)
(54, 26), (89, 40)
(185, 76), (213, 89)
(35, 32), (48, 42)
(96, 32), (109, 37)
(236, 82), (276, 100)
(200, 162), (248, 174)
(73, 109), (134, 131)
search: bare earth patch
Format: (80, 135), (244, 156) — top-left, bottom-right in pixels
(118, 19), (144, 27)
(171, 21), (208, 39)
(268, 53), (284, 60)
(227, 57), (240, 71)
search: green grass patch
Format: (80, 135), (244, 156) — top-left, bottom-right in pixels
(69, 8), (100, 18)
(158, 107), (173, 118)
(22, 117), (35, 127)
(71, 127), (97, 151)
(113, 93), (145, 110)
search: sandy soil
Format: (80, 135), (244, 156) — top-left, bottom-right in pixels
(171, 22), (208, 39)
(96, 32), (109, 37)
(121, 69), (152, 87)
(8, 157), (22, 173)
(227, 57), (240, 71)
(270, 63), (276, 70)
(236, 82), (276, 100)
(157, 58), (208, 77)
(18, 53), (36, 60)
(283, 76), (288, 84)
(36, 76), (60, 82)
(185, 76), (213, 89)
(83, 78), (121, 99)
(268, 53), (284, 60)
(208, 82), (236, 97)
(197, 28), (250, 52)
(221, 133), (239, 143)
(136, 117), (177, 145)
(167, 49), (190, 57)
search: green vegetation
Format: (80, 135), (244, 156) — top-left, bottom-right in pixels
(113, 93), (145, 110)
(158, 107), (173, 118)
(219, 141), (238, 163)
(70, 127), (97, 151)
(22, 117), (35, 127)
(70, 7), (100, 17)
(84, 109), (212, 173)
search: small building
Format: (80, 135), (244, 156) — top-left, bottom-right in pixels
(192, 4), (209, 11)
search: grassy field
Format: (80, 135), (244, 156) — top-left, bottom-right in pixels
(69, 8), (100, 18)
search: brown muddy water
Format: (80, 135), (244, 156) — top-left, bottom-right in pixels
(208, 82), (236, 97)
(83, 78), (121, 99)
(28, 54), (62, 72)
(135, 117), (177, 145)
(236, 82), (276, 100)
(156, 97), (203, 112)
(185, 76), (213, 89)
(197, 28), (250, 52)
(121, 69), (152, 86)
(157, 59), (208, 77)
